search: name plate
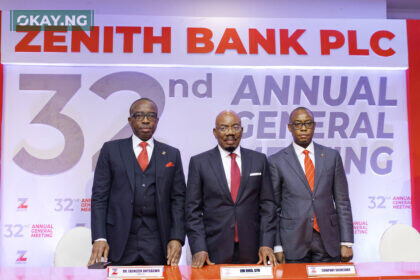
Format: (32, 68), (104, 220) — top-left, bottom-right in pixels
(221, 266), (273, 279)
(306, 265), (357, 277)
(107, 266), (164, 279)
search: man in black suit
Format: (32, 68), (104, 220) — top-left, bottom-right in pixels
(88, 98), (186, 266)
(269, 107), (353, 263)
(185, 110), (278, 267)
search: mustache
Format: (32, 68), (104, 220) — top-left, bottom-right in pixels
(224, 135), (237, 140)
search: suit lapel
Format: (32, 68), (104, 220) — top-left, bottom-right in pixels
(313, 142), (325, 194)
(208, 147), (233, 203)
(153, 140), (166, 207)
(284, 144), (313, 195)
(235, 147), (250, 204)
(154, 140), (165, 180)
(120, 137), (136, 193)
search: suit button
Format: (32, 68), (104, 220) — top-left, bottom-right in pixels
(142, 184), (146, 187)
(130, 200), (133, 204)
(312, 198), (315, 201)
(231, 224), (235, 229)
(311, 218), (314, 222)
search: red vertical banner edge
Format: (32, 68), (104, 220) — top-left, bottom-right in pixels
(406, 20), (420, 231)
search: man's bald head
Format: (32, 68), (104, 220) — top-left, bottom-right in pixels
(289, 107), (314, 123)
(288, 107), (315, 149)
(215, 110), (241, 127)
(129, 98), (158, 116)
(213, 110), (243, 152)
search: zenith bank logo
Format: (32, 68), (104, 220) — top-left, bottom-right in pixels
(111, 268), (118, 276)
(16, 250), (28, 264)
(17, 198), (29, 211)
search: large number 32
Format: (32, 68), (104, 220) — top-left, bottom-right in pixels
(13, 72), (165, 175)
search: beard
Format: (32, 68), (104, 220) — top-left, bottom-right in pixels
(224, 146), (236, 153)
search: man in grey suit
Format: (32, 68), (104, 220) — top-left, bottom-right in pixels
(186, 110), (277, 267)
(269, 107), (354, 263)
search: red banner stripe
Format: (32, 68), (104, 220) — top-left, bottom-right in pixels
(406, 19), (420, 231)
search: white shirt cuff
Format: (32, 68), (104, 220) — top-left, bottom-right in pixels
(95, 238), (107, 242)
(274, 245), (283, 253)
(341, 242), (353, 247)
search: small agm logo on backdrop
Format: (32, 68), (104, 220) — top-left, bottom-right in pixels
(393, 196), (411, 209)
(16, 250), (28, 264)
(10, 10), (94, 31)
(31, 224), (53, 238)
(353, 220), (368, 235)
(81, 198), (91, 212)
(17, 198), (28, 211)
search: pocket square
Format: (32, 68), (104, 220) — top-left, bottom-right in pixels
(166, 162), (174, 167)
(250, 172), (262, 176)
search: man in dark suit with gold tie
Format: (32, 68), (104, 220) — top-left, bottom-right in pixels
(269, 107), (354, 263)
(89, 98), (186, 266)
(185, 110), (278, 267)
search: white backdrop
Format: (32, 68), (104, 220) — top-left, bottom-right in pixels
(0, 65), (411, 265)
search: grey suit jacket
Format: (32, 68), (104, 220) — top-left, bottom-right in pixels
(268, 142), (353, 260)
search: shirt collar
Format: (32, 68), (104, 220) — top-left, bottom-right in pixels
(217, 145), (241, 159)
(293, 141), (314, 156)
(132, 134), (154, 150)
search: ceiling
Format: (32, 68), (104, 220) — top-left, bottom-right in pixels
(387, 0), (420, 18)
(1, 0), (420, 19)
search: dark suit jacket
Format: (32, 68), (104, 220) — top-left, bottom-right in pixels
(91, 137), (186, 263)
(268, 142), (354, 260)
(185, 146), (277, 264)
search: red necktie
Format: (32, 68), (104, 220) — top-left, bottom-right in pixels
(303, 150), (319, 232)
(138, 142), (149, 171)
(230, 153), (240, 242)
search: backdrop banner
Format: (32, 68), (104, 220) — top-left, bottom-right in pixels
(0, 12), (412, 266)
(0, 65), (410, 265)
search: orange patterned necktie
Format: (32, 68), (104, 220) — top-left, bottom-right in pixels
(138, 142), (149, 171)
(303, 150), (319, 232)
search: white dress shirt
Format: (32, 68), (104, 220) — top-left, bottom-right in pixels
(274, 141), (352, 253)
(132, 134), (154, 161)
(217, 145), (241, 191)
(293, 141), (315, 172)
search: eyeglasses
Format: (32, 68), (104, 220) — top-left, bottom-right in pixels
(290, 121), (315, 130)
(216, 125), (242, 133)
(131, 112), (158, 121)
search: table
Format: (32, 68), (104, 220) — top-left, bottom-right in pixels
(0, 262), (419, 280)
